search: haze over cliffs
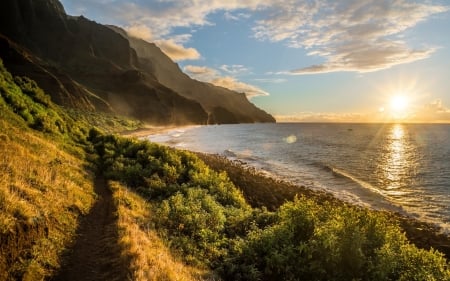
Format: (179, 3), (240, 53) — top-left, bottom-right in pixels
(0, 0), (275, 125)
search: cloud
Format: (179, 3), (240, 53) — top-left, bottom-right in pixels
(224, 11), (252, 21)
(253, 78), (287, 83)
(413, 99), (450, 122)
(183, 65), (218, 80)
(125, 24), (153, 41)
(276, 99), (450, 123)
(62, 0), (264, 38)
(211, 76), (269, 98)
(62, 0), (448, 73)
(253, 0), (448, 74)
(275, 112), (368, 123)
(219, 64), (250, 75)
(155, 39), (201, 61)
(184, 65), (269, 98)
(124, 25), (200, 61)
(290, 43), (435, 74)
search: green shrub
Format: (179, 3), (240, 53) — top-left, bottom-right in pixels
(156, 188), (227, 266)
(88, 131), (450, 281)
(221, 197), (450, 281)
(14, 76), (51, 107)
(0, 61), (82, 137)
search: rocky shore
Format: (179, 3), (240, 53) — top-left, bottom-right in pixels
(196, 152), (450, 259)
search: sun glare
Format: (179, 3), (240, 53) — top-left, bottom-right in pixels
(390, 95), (409, 113)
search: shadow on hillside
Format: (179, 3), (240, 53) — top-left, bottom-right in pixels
(51, 175), (130, 281)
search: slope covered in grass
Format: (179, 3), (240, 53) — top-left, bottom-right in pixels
(0, 58), (95, 280)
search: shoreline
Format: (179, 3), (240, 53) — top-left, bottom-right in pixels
(120, 125), (180, 138)
(195, 152), (450, 259)
(120, 126), (450, 259)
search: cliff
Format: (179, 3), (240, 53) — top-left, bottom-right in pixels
(0, 0), (275, 125)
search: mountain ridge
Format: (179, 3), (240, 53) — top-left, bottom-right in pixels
(0, 0), (275, 125)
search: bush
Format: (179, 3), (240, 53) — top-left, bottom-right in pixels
(0, 61), (80, 137)
(221, 197), (450, 281)
(14, 76), (51, 107)
(156, 188), (227, 266)
(88, 132), (450, 280)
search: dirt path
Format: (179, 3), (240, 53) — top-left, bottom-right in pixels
(51, 176), (129, 281)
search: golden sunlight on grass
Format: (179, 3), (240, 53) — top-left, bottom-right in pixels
(0, 119), (95, 280)
(110, 181), (214, 281)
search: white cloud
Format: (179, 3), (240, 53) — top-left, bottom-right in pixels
(253, 78), (287, 83)
(63, 0), (264, 38)
(125, 24), (153, 41)
(183, 65), (218, 80)
(219, 64), (250, 75)
(184, 65), (269, 98)
(224, 11), (252, 21)
(155, 39), (201, 61)
(124, 25), (200, 61)
(211, 76), (269, 98)
(62, 0), (448, 72)
(254, 0), (448, 74)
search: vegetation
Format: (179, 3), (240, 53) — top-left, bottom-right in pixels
(89, 131), (450, 281)
(66, 108), (142, 134)
(0, 59), (95, 280)
(110, 181), (214, 281)
(1, 56), (449, 280)
(0, 58), (139, 280)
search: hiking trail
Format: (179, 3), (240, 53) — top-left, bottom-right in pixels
(52, 176), (129, 281)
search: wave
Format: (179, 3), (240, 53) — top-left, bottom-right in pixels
(308, 162), (410, 211)
(331, 166), (386, 197)
(223, 149), (237, 157)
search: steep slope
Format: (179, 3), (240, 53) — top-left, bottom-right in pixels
(0, 58), (96, 280)
(0, 0), (208, 125)
(109, 26), (276, 124)
(0, 0), (274, 125)
(0, 34), (112, 111)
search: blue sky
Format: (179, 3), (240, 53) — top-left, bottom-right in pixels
(60, 0), (450, 122)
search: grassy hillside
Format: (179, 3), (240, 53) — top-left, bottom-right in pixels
(1, 57), (449, 280)
(0, 58), (96, 280)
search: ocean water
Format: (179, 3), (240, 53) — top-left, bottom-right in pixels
(146, 123), (450, 232)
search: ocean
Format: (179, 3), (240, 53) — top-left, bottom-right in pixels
(145, 123), (450, 233)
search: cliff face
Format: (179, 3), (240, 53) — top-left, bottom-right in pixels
(111, 26), (275, 123)
(0, 0), (275, 125)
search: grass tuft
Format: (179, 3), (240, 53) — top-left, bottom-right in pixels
(110, 181), (216, 281)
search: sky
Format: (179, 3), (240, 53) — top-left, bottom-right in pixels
(60, 0), (450, 123)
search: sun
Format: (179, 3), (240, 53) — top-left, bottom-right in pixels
(390, 95), (409, 113)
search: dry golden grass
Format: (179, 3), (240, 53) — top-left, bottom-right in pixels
(0, 118), (95, 280)
(110, 181), (218, 281)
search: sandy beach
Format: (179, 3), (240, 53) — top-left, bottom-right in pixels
(120, 125), (180, 138)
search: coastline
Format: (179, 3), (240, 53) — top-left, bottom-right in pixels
(195, 152), (450, 259)
(122, 126), (450, 259)
(120, 124), (200, 139)
(120, 125), (180, 138)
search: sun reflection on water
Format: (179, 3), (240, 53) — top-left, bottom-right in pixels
(381, 124), (416, 194)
